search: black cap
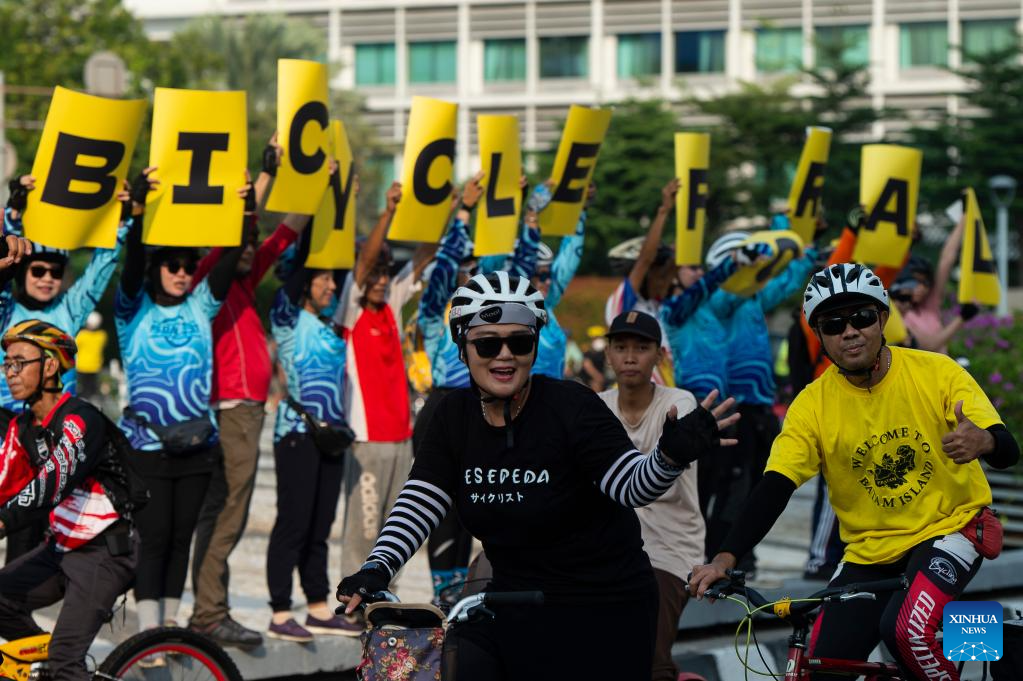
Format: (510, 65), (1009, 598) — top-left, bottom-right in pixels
(607, 310), (662, 345)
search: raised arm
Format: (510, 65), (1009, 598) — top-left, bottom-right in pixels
(61, 220), (131, 333)
(355, 182), (401, 288)
(931, 217), (965, 308)
(628, 179), (678, 295)
(546, 209), (585, 312)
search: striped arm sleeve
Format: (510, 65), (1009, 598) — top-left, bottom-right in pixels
(597, 448), (684, 508)
(365, 478), (453, 577)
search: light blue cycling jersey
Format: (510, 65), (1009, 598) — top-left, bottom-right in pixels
(532, 212), (584, 379)
(114, 279), (221, 450)
(0, 209), (128, 411)
(270, 284), (347, 442)
(709, 249), (818, 405)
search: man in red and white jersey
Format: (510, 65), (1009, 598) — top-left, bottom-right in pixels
(0, 319), (137, 681)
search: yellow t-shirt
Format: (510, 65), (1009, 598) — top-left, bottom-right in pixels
(767, 346), (999, 565)
(74, 329), (107, 375)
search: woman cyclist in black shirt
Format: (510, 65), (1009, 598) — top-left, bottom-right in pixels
(337, 272), (736, 680)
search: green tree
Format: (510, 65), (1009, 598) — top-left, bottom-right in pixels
(0, 0), (153, 171)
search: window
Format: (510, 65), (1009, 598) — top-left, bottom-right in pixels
(540, 36), (588, 78)
(408, 41), (457, 84)
(675, 30), (726, 73)
(617, 33), (661, 78)
(355, 43), (396, 86)
(756, 28), (803, 72)
(899, 22), (948, 68)
(484, 39), (526, 81)
(962, 20), (1018, 61)
(815, 25), (869, 68)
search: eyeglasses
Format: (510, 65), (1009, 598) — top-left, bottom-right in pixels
(163, 259), (197, 275)
(2, 356), (44, 375)
(28, 264), (64, 280)
(467, 334), (535, 358)
(534, 270), (552, 284)
(817, 308), (880, 336)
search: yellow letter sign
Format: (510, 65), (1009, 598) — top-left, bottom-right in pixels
(144, 88), (248, 247)
(674, 132), (710, 266)
(306, 120), (356, 270)
(388, 97), (458, 243)
(786, 126), (832, 245)
(958, 188), (1000, 307)
(265, 59), (331, 215)
(540, 105), (612, 237)
(25, 87), (146, 249)
(475, 115), (522, 257)
(853, 144), (921, 268)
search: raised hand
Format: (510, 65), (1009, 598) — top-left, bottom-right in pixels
(0, 235), (32, 269)
(262, 131), (282, 176)
(460, 171), (485, 210)
(6, 175), (35, 218)
(660, 178), (680, 211)
(657, 389), (739, 468)
(941, 400), (994, 464)
(385, 182), (402, 213)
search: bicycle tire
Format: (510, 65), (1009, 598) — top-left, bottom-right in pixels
(95, 626), (242, 681)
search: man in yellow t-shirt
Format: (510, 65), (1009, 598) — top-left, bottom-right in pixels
(690, 263), (1019, 681)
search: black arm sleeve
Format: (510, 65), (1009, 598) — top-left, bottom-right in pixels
(283, 228), (313, 305)
(717, 471), (797, 561)
(983, 424), (1020, 470)
(207, 246), (244, 302)
(0, 238), (16, 290)
(121, 216), (146, 298)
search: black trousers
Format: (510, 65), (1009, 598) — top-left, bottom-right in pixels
(133, 459), (213, 602)
(809, 535), (982, 681)
(4, 511), (50, 565)
(444, 584), (658, 681)
(266, 432), (345, 612)
(0, 533), (137, 681)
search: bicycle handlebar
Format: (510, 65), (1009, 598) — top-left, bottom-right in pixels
(704, 573), (908, 619)
(482, 590), (545, 606)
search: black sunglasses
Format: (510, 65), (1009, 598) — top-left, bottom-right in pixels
(818, 307), (880, 336)
(468, 334), (535, 358)
(163, 259), (197, 275)
(29, 264), (64, 280)
(534, 270), (552, 284)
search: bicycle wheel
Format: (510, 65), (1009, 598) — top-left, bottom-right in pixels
(95, 626), (242, 681)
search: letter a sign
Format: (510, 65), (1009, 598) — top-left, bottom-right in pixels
(853, 144), (921, 268)
(475, 114), (522, 257)
(26, 87), (146, 249)
(674, 132), (710, 266)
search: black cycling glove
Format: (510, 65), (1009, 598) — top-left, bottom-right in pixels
(657, 405), (720, 468)
(960, 303), (979, 322)
(7, 179), (28, 213)
(336, 562), (390, 606)
(244, 183), (256, 213)
(262, 144), (279, 177)
(129, 171), (152, 206)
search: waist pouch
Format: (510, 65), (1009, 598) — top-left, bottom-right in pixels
(959, 506), (1003, 560)
(126, 408), (215, 456)
(287, 397), (354, 459)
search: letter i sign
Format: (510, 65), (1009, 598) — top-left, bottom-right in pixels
(943, 601), (1003, 663)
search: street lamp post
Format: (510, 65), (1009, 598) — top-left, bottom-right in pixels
(989, 175), (1017, 318)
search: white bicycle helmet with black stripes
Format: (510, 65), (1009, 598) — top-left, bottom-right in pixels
(803, 263), (889, 325)
(706, 231), (749, 268)
(536, 242), (554, 270)
(449, 271), (547, 343)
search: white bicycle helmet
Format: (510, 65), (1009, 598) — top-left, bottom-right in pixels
(449, 271), (547, 343)
(706, 231), (749, 268)
(803, 263), (889, 325)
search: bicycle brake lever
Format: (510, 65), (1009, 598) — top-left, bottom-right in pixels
(835, 591), (877, 602)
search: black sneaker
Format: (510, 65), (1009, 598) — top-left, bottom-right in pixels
(193, 616), (263, 649)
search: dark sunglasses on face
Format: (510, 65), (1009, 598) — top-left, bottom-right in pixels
(534, 270), (552, 284)
(818, 307), (880, 336)
(468, 334), (535, 359)
(28, 264), (64, 280)
(163, 259), (197, 276)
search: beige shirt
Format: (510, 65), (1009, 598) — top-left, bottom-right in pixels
(599, 384), (706, 582)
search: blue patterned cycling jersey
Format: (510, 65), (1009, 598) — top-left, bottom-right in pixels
(271, 286), (347, 441)
(0, 210), (129, 411)
(709, 249), (817, 405)
(114, 280), (221, 450)
(532, 211), (585, 379)
(661, 257), (737, 399)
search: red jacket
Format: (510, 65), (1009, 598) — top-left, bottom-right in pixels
(194, 223), (298, 404)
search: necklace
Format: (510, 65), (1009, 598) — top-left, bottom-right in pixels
(481, 394), (526, 425)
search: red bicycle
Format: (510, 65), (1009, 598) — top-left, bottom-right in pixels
(703, 569), (911, 680)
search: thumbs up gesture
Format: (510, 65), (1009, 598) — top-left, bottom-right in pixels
(941, 400), (995, 464)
